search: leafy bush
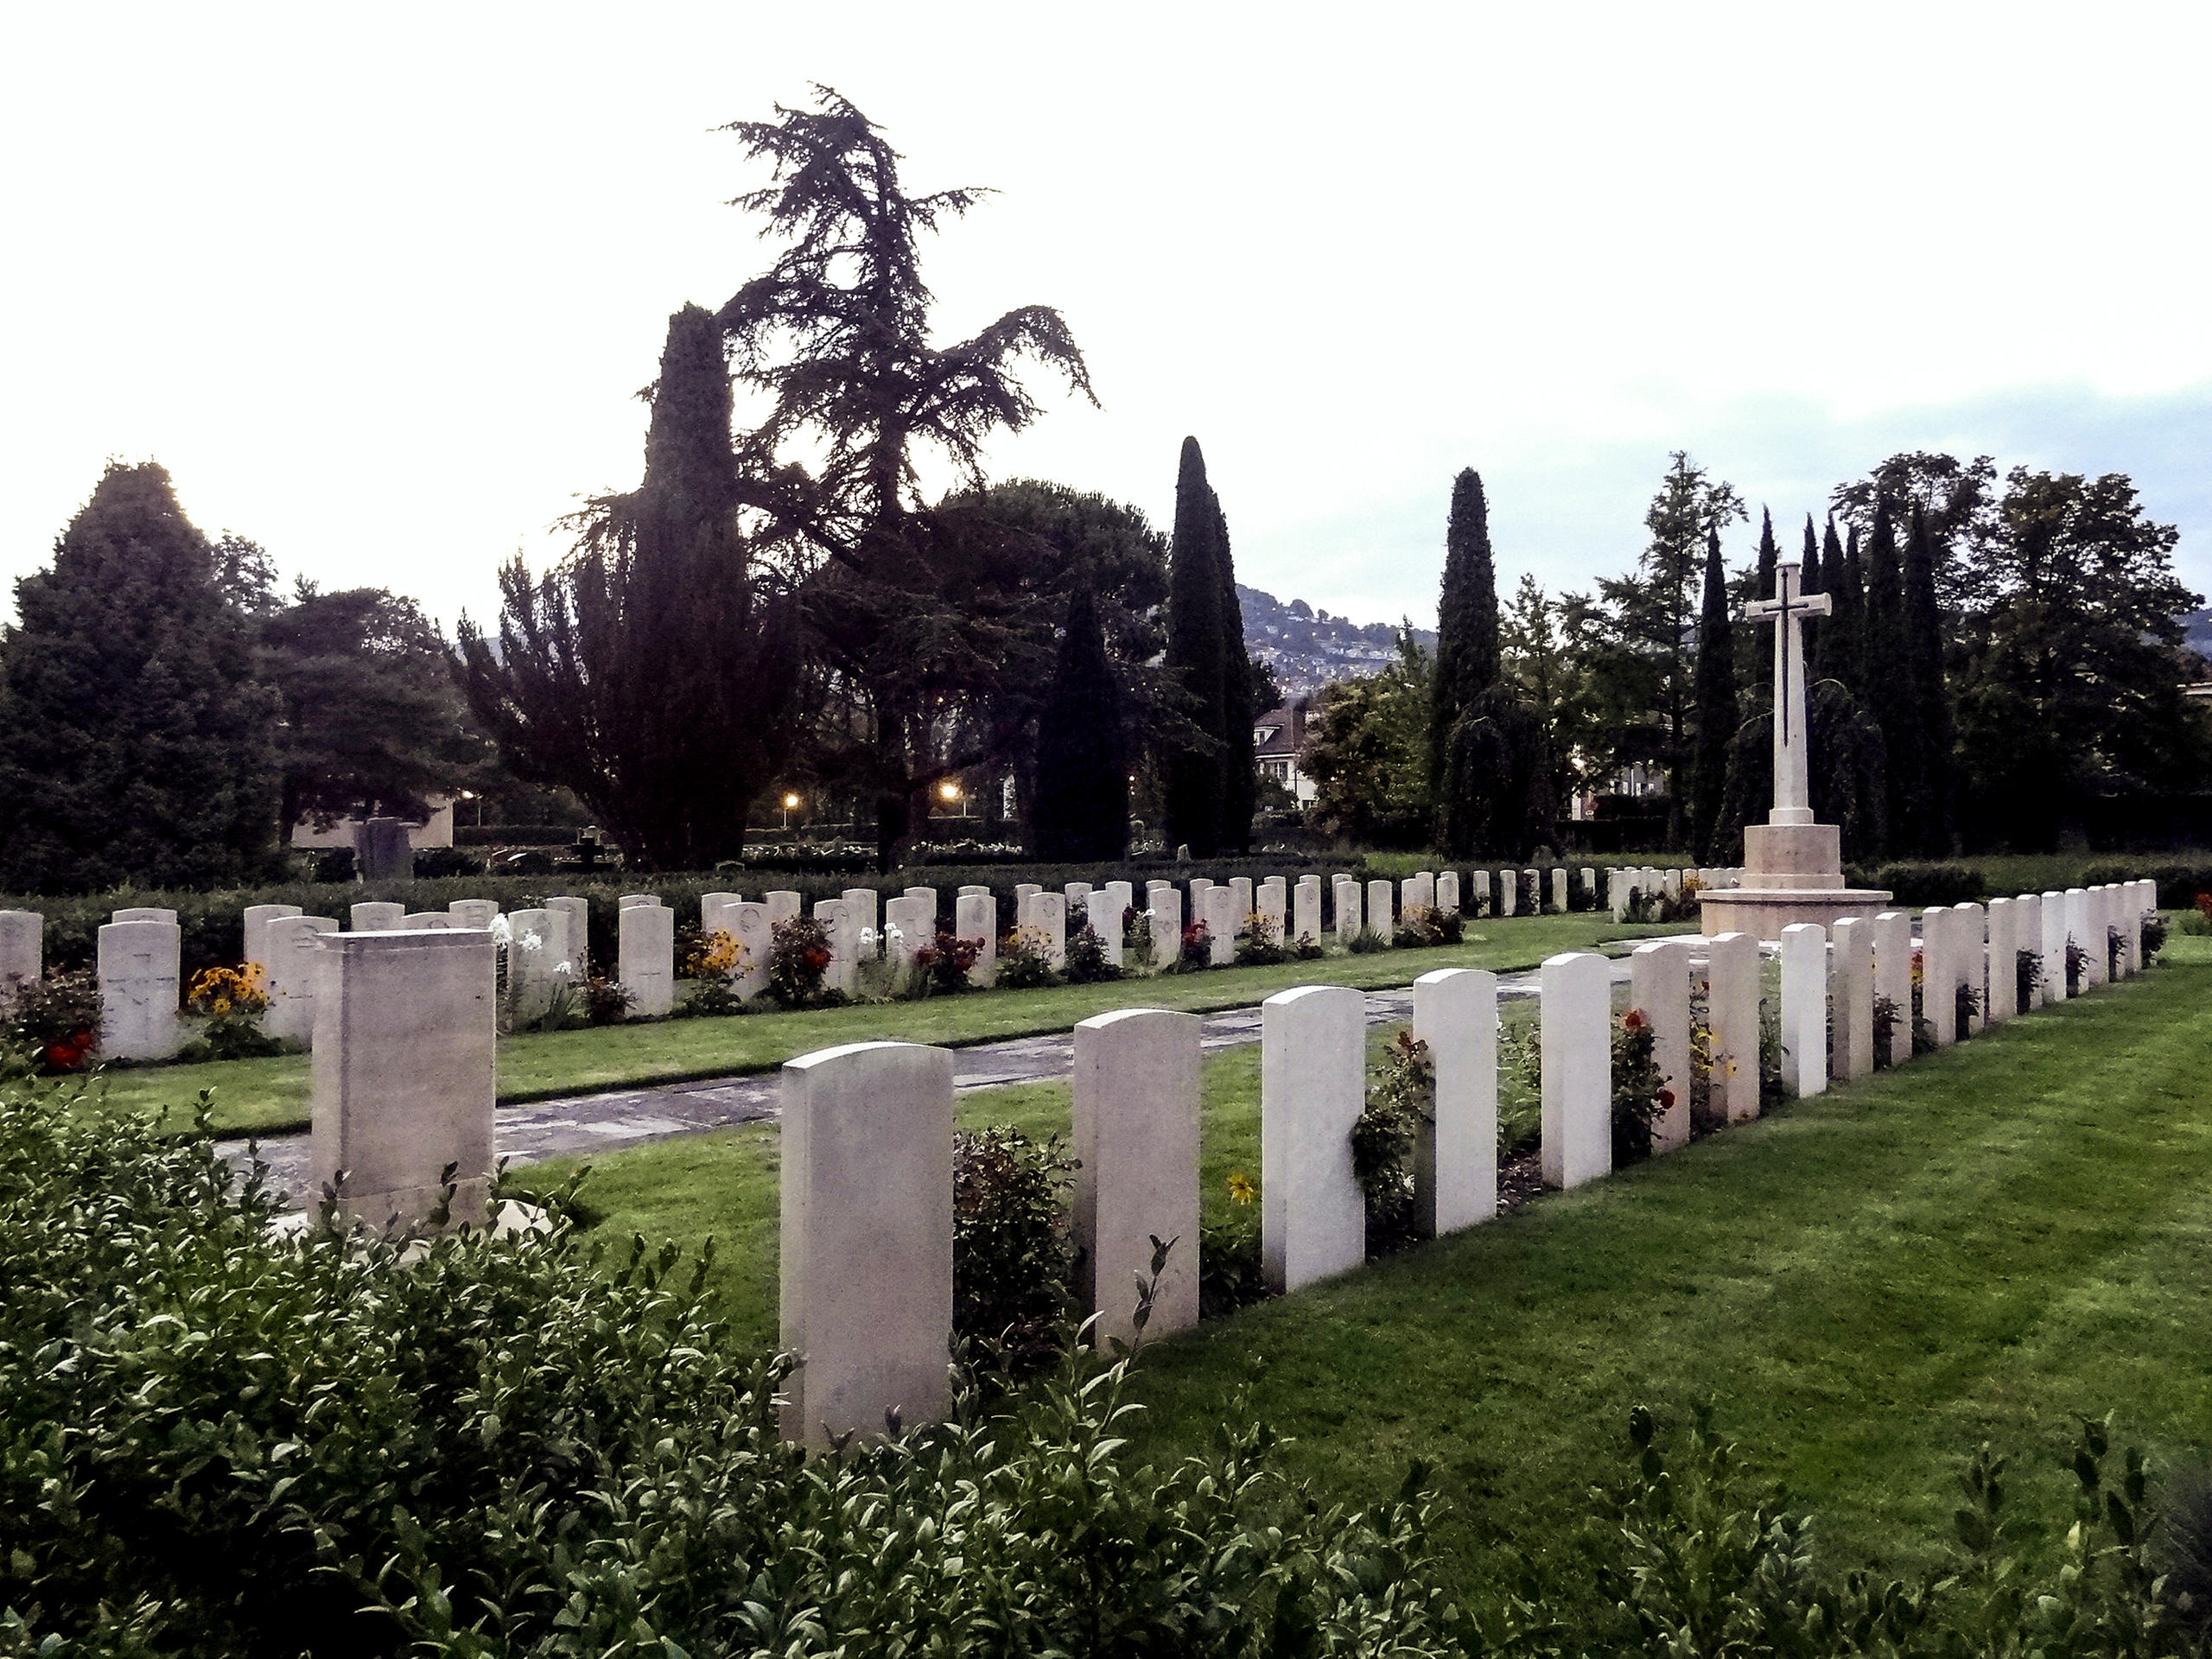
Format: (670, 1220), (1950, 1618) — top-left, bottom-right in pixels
(0, 1083), (1466, 1658)
(1200, 1169), (1268, 1319)
(1859, 861), (1990, 907)
(1611, 1009), (1668, 1165)
(995, 925), (1060, 990)
(1179, 918), (1213, 969)
(4, 970), (99, 1072)
(2018, 945), (2046, 1007)
(1353, 1029), (1428, 1255)
(1957, 978), (1983, 1036)
(766, 914), (839, 1008)
(410, 846), (484, 878)
(582, 975), (635, 1024)
(181, 963), (283, 1061)
(1064, 917), (1123, 983)
(951, 1126), (1076, 1363)
(911, 926), (982, 996)
(1234, 912), (1289, 966)
(2143, 911), (2170, 963)
(1872, 992), (1902, 1069)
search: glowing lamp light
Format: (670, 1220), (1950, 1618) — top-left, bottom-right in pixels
(938, 781), (962, 801)
(783, 793), (801, 810)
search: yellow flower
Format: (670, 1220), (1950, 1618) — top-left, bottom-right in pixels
(212, 998), (232, 1016)
(1225, 1171), (1256, 1205)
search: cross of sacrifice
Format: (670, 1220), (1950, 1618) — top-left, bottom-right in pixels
(1745, 560), (1831, 822)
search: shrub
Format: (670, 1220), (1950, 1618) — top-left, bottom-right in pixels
(766, 914), (839, 1008)
(951, 1125), (1076, 1364)
(2017, 945), (2045, 1007)
(1611, 1009), (1668, 1165)
(1294, 931), (1326, 959)
(1347, 927), (1390, 954)
(911, 927), (983, 996)
(1956, 979), (1982, 1035)
(1064, 917), (1124, 983)
(0, 1084), (1465, 1658)
(2110, 923), (2127, 979)
(411, 846), (484, 879)
(582, 975), (635, 1024)
(676, 924), (739, 980)
(5, 970), (100, 1072)
(995, 925), (1060, 990)
(2068, 937), (2091, 996)
(1859, 861), (1989, 907)
(1121, 905), (1153, 962)
(676, 976), (747, 1018)
(1352, 1029), (1428, 1255)
(1395, 904), (1463, 948)
(1872, 992), (1902, 1069)
(2143, 910), (2170, 963)
(181, 963), (283, 1061)
(1179, 918), (1212, 969)
(1233, 911), (1288, 966)
(1498, 1018), (1543, 1157)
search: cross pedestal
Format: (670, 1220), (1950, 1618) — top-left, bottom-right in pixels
(1700, 558), (1892, 941)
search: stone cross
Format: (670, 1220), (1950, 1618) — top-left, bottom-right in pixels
(1745, 559), (1833, 825)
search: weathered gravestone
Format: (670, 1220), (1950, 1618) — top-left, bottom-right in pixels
(1332, 878), (1361, 944)
(1985, 898), (2018, 1022)
(1294, 875), (1322, 944)
(1073, 1008), (1201, 1345)
(264, 915), (338, 1045)
(1923, 908), (1959, 1046)
(1262, 985), (1365, 1292)
(1366, 879), (1393, 939)
(1025, 891), (1067, 971)
(350, 902), (404, 933)
(2042, 890), (2070, 1000)
(956, 892), (998, 986)
(1257, 879), (1286, 942)
(1551, 868), (1569, 913)
(1631, 940), (1692, 1152)
(730, 901), (771, 1000)
(1230, 877), (1253, 920)
(1540, 951), (1611, 1189)
(766, 891), (802, 930)
(1497, 869), (1516, 917)
(2015, 893), (2044, 1008)
(1203, 884), (1238, 965)
(1436, 871), (1460, 918)
(1779, 923), (1827, 1098)
(311, 929), (495, 1230)
(448, 899), (499, 930)
(1147, 887), (1181, 969)
(904, 886), (938, 931)
(883, 896), (930, 976)
(506, 908), (564, 1023)
(243, 903), (302, 968)
(401, 912), (456, 930)
(620, 903), (675, 1016)
(0, 912), (41, 1014)
(812, 899), (855, 995)
(1470, 868), (1491, 916)
(98, 919), (181, 1061)
(545, 896), (588, 979)
(779, 1040), (952, 1448)
(111, 906), (177, 925)
(1084, 889), (1124, 967)
(842, 888), (879, 950)
(1413, 967), (1497, 1232)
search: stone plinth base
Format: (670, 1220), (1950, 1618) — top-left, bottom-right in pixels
(1699, 887), (1892, 942)
(1743, 822), (1845, 888)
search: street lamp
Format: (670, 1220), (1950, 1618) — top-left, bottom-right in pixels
(781, 791), (801, 830)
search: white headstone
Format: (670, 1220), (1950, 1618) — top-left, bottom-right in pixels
(1073, 1007), (1201, 1345)
(311, 929), (495, 1230)
(2044, 890), (2072, 1000)
(1608, 868), (1628, 922)
(350, 902), (405, 933)
(1147, 886), (1181, 969)
(1436, 871), (1460, 918)
(2063, 888), (2094, 992)
(1581, 867), (1599, 902)
(243, 903), (303, 969)
(1103, 880), (1135, 931)
(1705, 931), (1762, 1122)
(1497, 869), (1517, 917)
(1366, 879), (1393, 939)
(402, 912), (457, 930)
(1662, 868), (1681, 902)
(1831, 917), (1875, 1081)
(2014, 893), (2044, 1008)
(1229, 876), (1253, 921)
(1063, 882), (1093, 919)
(779, 1040), (952, 1448)
(1631, 940), (1692, 1152)
(1203, 884), (1238, 966)
(1402, 872), (1435, 917)
(1540, 951), (1611, 1189)
(842, 887), (879, 951)
(620, 893), (658, 910)
(730, 900), (771, 999)
(1551, 868), (1569, 913)
(1955, 903), (1986, 1033)
(1014, 882), (1042, 914)
(1084, 889), (1124, 967)
(1257, 878), (1287, 942)
(884, 895), (929, 976)
(545, 895), (588, 979)
(956, 891), (997, 987)
(1471, 868), (1492, 916)
(98, 919), (181, 1061)
(700, 891), (742, 940)
(1779, 924), (1828, 1098)
(506, 908), (563, 1023)
(448, 899), (499, 930)
(1186, 878), (1211, 924)
(620, 903), (675, 1017)
(1026, 890), (1068, 971)
(0, 911), (41, 1013)
(1414, 968), (1498, 1232)
(1294, 874), (1322, 944)
(1262, 985), (1366, 1292)
(957, 884), (990, 899)
(813, 899), (855, 995)
(1872, 911), (1914, 1066)
(1922, 908), (1958, 1046)
(904, 886), (938, 931)
(264, 915), (338, 1045)
(765, 890), (802, 930)
(1985, 897), (2018, 1022)
(1333, 878), (1362, 944)
(111, 906), (177, 925)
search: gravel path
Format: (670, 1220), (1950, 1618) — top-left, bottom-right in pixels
(221, 954), (1645, 1209)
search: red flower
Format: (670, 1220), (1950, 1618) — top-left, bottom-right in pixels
(1659, 1089), (1676, 1109)
(1621, 1008), (1646, 1032)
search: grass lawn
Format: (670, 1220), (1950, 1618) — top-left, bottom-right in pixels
(521, 935), (2212, 1599)
(98, 912), (1665, 1135)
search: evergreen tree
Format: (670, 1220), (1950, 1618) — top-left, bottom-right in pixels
(1162, 437), (1233, 855)
(1713, 683), (1888, 866)
(1903, 505), (1956, 854)
(1430, 468), (1500, 794)
(1029, 582), (1128, 861)
(0, 462), (279, 892)
(457, 304), (801, 869)
(1213, 498), (1258, 853)
(1688, 528), (1738, 861)
(1797, 516), (1824, 673)
(1748, 511), (1780, 700)
(1859, 499), (1918, 854)
(1814, 516), (1863, 694)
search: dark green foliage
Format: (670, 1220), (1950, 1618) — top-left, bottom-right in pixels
(1611, 1011), (1667, 1166)
(264, 583), (489, 839)
(457, 304), (801, 870)
(1846, 861), (1990, 907)
(1307, 633), (1435, 849)
(1860, 499), (1920, 855)
(1749, 511), (1780, 696)
(950, 1125), (1075, 1356)
(1162, 439), (1255, 856)
(1689, 528), (1737, 862)
(4, 971), (100, 1072)
(1815, 515), (1864, 695)
(1440, 682), (1556, 860)
(1234, 913), (1290, 965)
(1713, 682), (1888, 864)
(1029, 583), (1128, 861)
(995, 925), (1060, 989)
(0, 1084), (1465, 1657)
(1353, 1029), (1427, 1254)
(765, 914), (838, 1007)
(0, 463), (279, 893)
(1062, 918), (1122, 983)
(1903, 505), (1957, 854)
(1431, 467), (1501, 798)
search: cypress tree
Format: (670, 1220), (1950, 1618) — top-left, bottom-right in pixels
(1162, 437), (1231, 855)
(1214, 497), (1258, 854)
(1859, 499), (1918, 854)
(1029, 582), (1128, 861)
(0, 462), (280, 892)
(1688, 527), (1738, 861)
(1903, 505), (1955, 854)
(1431, 469), (1500, 791)
(1817, 517), (1865, 697)
(1797, 514), (1824, 671)
(1749, 511), (1780, 699)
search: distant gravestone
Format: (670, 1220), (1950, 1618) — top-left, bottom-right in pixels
(779, 1040), (953, 1448)
(1779, 924), (1827, 1099)
(813, 899), (855, 995)
(956, 892), (997, 987)
(1922, 908), (1958, 1045)
(448, 899), (499, 930)
(1631, 940), (1692, 1152)
(2014, 893), (2044, 1009)
(111, 906), (177, 925)
(1404, 871), (1435, 915)
(311, 929), (495, 1230)
(1540, 951), (1611, 1189)
(1333, 878), (1361, 944)
(546, 896), (588, 979)
(1551, 868), (1569, 914)
(98, 918), (181, 1061)
(1229, 876), (1253, 920)
(1084, 889), (1123, 967)
(842, 887), (879, 950)
(1203, 884), (1238, 965)
(1073, 1008), (1201, 1345)
(1955, 903), (1986, 1033)
(1293, 875), (1322, 944)
(1, 911), (42, 1013)
(700, 892), (742, 943)
(904, 886), (939, 931)
(1985, 898), (2018, 1022)
(1497, 869), (1516, 917)
(1366, 879), (1393, 940)
(1831, 917), (1875, 1081)
(765, 890), (802, 930)
(1024, 890), (1068, 970)
(264, 915), (338, 1046)
(401, 911), (456, 929)
(350, 902), (404, 932)
(355, 817), (412, 881)
(1147, 886), (1181, 969)
(884, 895), (930, 976)
(730, 901), (771, 1000)
(1262, 985), (1365, 1293)
(620, 893), (659, 910)
(243, 903), (303, 968)
(1413, 968), (1497, 1233)
(2042, 890), (2070, 1000)
(507, 908), (563, 1023)
(1257, 879), (1287, 942)
(620, 903), (675, 1017)
(1102, 880), (1135, 931)
(1435, 871), (1459, 918)
(1471, 868), (1491, 916)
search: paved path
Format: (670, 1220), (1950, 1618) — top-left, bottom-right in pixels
(222, 954), (1643, 1209)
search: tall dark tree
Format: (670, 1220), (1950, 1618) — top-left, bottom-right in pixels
(1859, 499), (1918, 855)
(1688, 528), (1738, 861)
(1430, 468), (1500, 793)
(1796, 515), (1824, 673)
(712, 89), (1094, 868)
(0, 462), (279, 892)
(1029, 582), (1128, 861)
(265, 582), (491, 841)
(1902, 505), (1955, 854)
(457, 304), (801, 869)
(1713, 683), (1888, 866)
(1748, 511), (1781, 699)
(1813, 516), (1862, 695)
(1213, 498), (1259, 853)
(1163, 438), (1234, 855)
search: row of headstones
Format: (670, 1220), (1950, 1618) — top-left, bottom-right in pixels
(1767, 881), (2158, 1097)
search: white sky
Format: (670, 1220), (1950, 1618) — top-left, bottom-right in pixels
(4, 2), (2209, 632)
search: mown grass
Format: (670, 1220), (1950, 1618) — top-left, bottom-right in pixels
(99, 912), (1662, 1135)
(524, 936), (2212, 1597)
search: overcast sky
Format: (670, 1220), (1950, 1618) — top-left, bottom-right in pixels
(4, 3), (2208, 632)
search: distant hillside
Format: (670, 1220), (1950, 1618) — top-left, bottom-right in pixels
(1237, 584), (1436, 703)
(2183, 608), (2212, 659)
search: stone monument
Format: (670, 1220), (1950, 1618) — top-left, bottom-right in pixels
(1700, 558), (1891, 939)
